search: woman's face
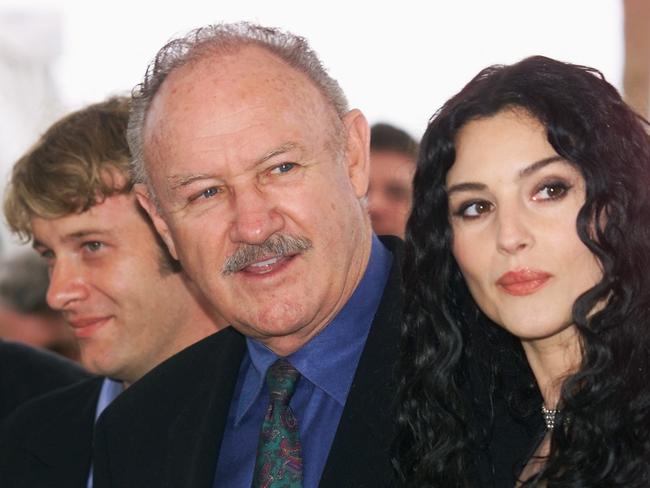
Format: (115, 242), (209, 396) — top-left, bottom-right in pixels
(447, 110), (602, 344)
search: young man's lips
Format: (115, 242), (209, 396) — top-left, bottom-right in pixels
(67, 316), (111, 338)
(496, 269), (552, 296)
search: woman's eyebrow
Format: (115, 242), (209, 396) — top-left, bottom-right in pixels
(447, 155), (566, 195)
(518, 155), (565, 178)
(447, 182), (487, 195)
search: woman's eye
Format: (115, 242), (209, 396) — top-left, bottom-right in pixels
(458, 200), (493, 218)
(272, 162), (296, 174)
(533, 181), (571, 201)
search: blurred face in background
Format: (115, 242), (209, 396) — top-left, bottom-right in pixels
(368, 150), (415, 239)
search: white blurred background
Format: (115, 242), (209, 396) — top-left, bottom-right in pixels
(0, 0), (629, 255)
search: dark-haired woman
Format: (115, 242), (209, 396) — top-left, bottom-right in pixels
(397, 56), (650, 487)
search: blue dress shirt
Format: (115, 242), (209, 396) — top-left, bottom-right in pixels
(214, 235), (392, 487)
(87, 377), (123, 488)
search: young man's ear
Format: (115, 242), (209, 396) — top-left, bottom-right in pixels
(134, 183), (178, 260)
(342, 109), (371, 198)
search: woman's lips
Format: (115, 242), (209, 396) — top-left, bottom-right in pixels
(496, 269), (552, 296)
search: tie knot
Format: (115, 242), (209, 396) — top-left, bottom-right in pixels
(266, 359), (300, 404)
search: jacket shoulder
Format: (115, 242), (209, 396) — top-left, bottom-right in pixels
(0, 341), (90, 420)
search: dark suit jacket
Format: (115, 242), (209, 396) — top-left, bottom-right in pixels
(0, 340), (89, 422)
(94, 236), (404, 488)
(0, 376), (103, 488)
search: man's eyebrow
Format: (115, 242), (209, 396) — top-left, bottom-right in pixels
(167, 142), (301, 191)
(242, 142), (301, 173)
(168, 173), (213, 191)
(255, 142), (299, 166)
(32, 239), (47, 250)
(64, 230), (112, 241)
(32, 229), (112, 249)
(447, 155), (566, 195)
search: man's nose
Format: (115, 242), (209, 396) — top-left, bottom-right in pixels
(228, 190), (284, 245)
(47, 259), (90, 311)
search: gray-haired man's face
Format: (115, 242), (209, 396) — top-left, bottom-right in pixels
(138, 46), (372, 356)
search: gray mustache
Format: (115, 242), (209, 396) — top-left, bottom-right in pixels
(222, 235), (313, 275)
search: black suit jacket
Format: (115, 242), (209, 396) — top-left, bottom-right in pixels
(94, 236), (404, 488)
(0, 340), (89, 422)
(0, 376), (103, 488)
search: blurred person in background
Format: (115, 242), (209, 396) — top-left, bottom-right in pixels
(0, 96), (227, 488)
(0, 251), (79, 361)
(367, 122), (418, 239)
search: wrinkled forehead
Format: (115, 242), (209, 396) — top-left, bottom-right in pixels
(142, 47), (340, 169)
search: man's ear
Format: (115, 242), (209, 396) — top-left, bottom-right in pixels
(341, 109), (371, 198)
(134, 183), (178, 260)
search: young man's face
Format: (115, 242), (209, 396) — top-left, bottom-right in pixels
(31, 192), (190, 383)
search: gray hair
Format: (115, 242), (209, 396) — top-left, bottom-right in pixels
(128, 21), (350, 193)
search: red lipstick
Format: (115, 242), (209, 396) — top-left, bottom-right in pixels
(496, 269), (551, 296)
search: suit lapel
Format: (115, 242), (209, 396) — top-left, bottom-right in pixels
(320, 237), (403, 487)
(166, 328), (246, 488)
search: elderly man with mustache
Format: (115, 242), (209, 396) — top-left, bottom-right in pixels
(93, 22), (403, 488)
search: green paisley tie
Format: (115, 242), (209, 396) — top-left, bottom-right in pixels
(252, 359), (303, 488)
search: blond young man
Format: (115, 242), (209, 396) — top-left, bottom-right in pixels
(0, 97), (226, 488)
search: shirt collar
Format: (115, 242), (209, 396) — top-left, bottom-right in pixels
(235, 234), (392, 424)
(95, 377), (124, 421)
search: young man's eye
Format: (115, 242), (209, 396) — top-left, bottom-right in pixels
(37, 249), (54, 260)
(84, 241), (104, 252)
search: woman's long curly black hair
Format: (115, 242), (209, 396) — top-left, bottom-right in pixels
(397, 56), (650, 487)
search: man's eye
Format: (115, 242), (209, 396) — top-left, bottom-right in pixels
(83, 241), (104, 252)
(533, 181), (571, 201)
(38, 249), (54, 260)
(272, 162), (296, 174)
(200, 187), (219, 199)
